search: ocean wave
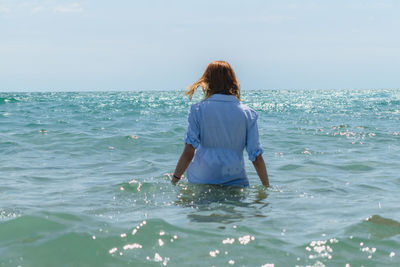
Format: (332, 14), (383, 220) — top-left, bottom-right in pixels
(0, 97), (19, 104)
(299, 215), (400, 266)
(1, 90), (400, 266)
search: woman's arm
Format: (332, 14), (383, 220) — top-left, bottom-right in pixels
(252, 154), (270, 187)
(171, 143), (195, 185)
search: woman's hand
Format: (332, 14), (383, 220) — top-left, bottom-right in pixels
(169, 173), (182, 186)
(171, 176), (180, 185)
(171, 144), (195, 186)
(252, 154), (270, 187)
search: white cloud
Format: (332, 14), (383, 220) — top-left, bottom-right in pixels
(257, 15), (297, 23)
(0, 6), (11, 13)
(32, 6), (44, 14)
(347, 2), (393, 10)
(53, 3), (82, 13)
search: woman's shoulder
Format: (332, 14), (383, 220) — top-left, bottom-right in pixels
(238, 102), (258, 119)
(189, 102), (202, 111)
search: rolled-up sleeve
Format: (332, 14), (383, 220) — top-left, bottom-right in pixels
(246, 110), (264, 161)
(184, 104), (200, 148)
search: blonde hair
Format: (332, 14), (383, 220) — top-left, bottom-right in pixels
(185, 61), (241, 100)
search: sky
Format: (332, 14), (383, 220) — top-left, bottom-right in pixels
(1, 0), (400, 91)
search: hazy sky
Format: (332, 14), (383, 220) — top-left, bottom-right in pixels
(1, 0), (399, 91)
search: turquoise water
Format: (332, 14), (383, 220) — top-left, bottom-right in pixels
(0, 90), (399, 266)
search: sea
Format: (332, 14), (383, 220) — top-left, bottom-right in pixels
(0, 89), (399, 266)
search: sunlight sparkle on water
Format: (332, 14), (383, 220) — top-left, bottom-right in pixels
(123, 243), (142, 250)
(306, 238), (339, 260)
(109, 247), (118, 254)
(154, 253), (163, 262)
(151, 253), (169, 266)
(132, 220), (147, 235)
(209, 249), (220, 257)
(238, 235), (255, 245)
(222, 238), (235, 244)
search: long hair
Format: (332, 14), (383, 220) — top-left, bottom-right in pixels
(185, 61), (241, 100)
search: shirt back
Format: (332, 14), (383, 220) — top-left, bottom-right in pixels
(184, 94), (263, 187)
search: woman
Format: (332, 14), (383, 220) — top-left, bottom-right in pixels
(172, 61), (269, 187)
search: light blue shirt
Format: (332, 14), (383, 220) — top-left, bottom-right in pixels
(184, 94), (263, 187)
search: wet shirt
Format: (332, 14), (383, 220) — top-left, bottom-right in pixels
(184, 94), (263, 187)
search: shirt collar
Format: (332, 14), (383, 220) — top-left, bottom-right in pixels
(206, 94), (239, 102)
